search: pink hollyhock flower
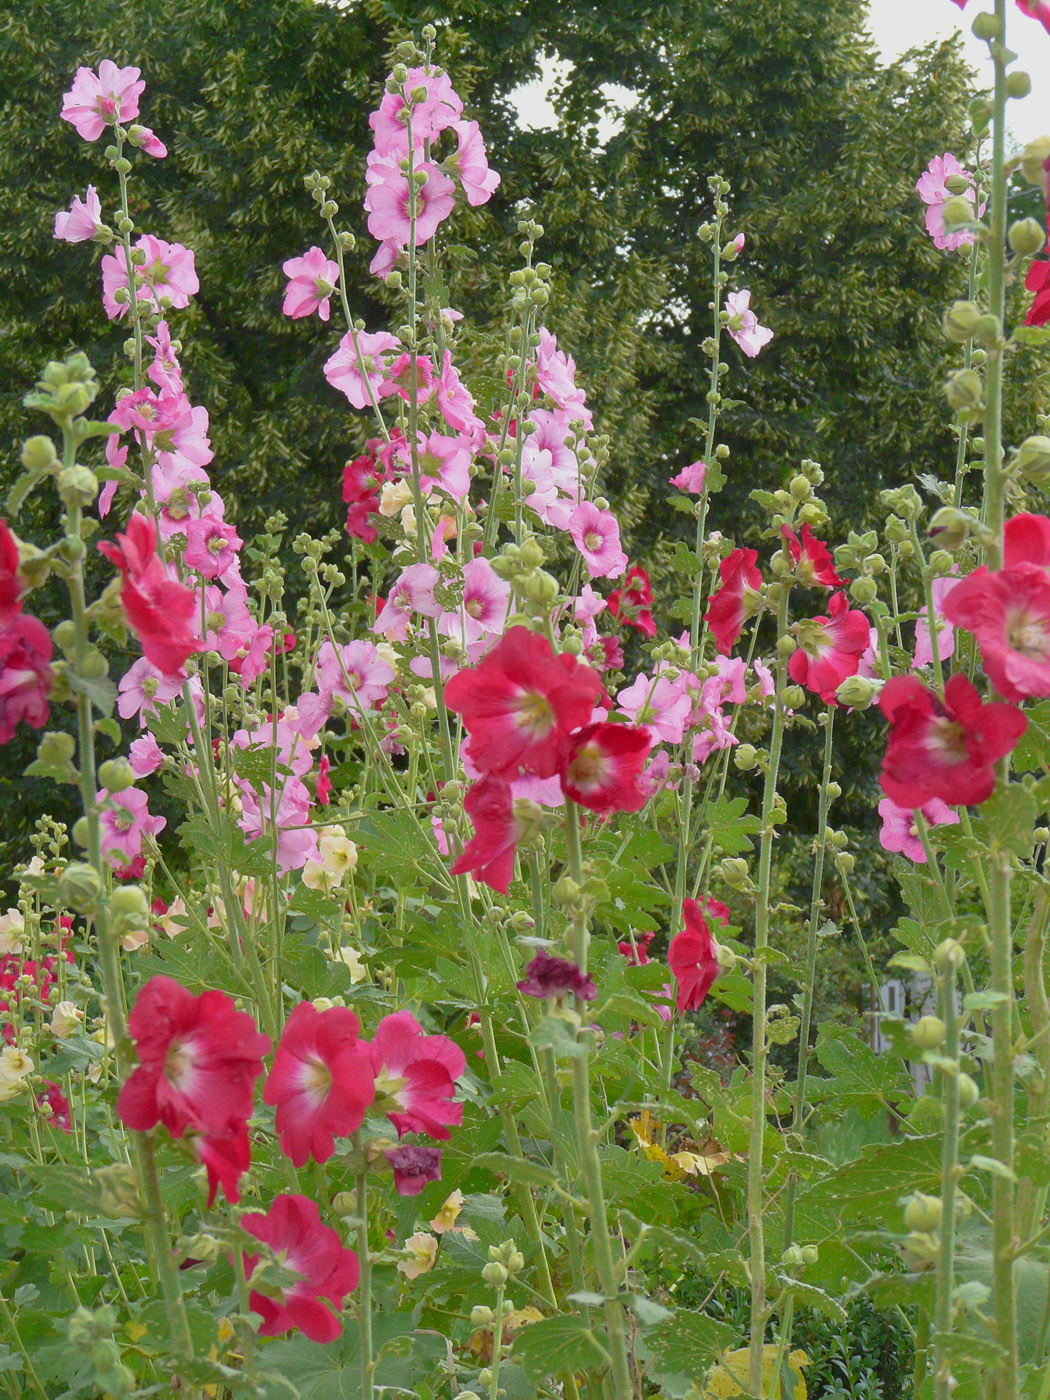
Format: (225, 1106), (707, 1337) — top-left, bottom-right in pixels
(879, 673), (1027, 808)
(560, 721), (651, 814)
(201, 580), (256, 661)
(61, 61), (144, 140)
(98, 513), (199, 675)
(706, 548), (762, 654)
(1006, 511), (1050, 569)
(192, 1124), (250, 1207)
(129, 733), (164, 777)
(243, 1194), (360, 1343)
(117, 657), (184, 725)
(381, 352), (437, 408)
(365, 156), (456, 247)
(569, 502), (629, 579)
(101, 236), (199, 320)
(415, 429), (472, 499)
(445, 627), (605, 781)
(877, 797), (960, 864)
(373, 563), (441, 641)
(146, 320), (183, 397)
(668, 899), (722, 1012)
(316, 638), (394, 714)
(915, 154), (981, 251)
(616, 673), (692, 744)
(439, 558), (510, 648)
(942, 563), (1050, 701)
(450, 774), (527, 893)
(724, 290), (773, 357)
(781, 523), (843, 588)
(54, 185), (105, 242)
(669, 460), (707, 493)
(385, 1144), (443, 1196)
(264, 1003), (376, 1167)
(369, 66), (463, 156)
(367, 1010), (466, 1140)
(608, 565), (657, 639)
(0, 520), (23, 626)
(449, 119), (501, 205)
(98, 787), (166, 868)
(0, 616), (53, 743)
(117, 975), (270, 1138)
(534, 328), (593, 429)
(618, 930), (656, 964)
(1026, 252), (1050, 327)
(126, 123), (167, 158)
(914, 574), (962, 667)
(517, 951), (596, 1002)
(435, 350), (482, 434)
(788, 593), (870, 703)
(281, 247), (339, 321)
(324, 330), (401, 410)
(183, 516), (243, 583)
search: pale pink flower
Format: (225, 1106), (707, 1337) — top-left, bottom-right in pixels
(573, 584), (607, 624)
(129, 733), (164, 777)
(724, 290), (773, 357)
(98, 787), (166, 868)
(417, 430), (473, 501)
(913, 574), (961, 668)
(61, 61), (144, 141)
(616, 673), (692, 745)
(127, 124), (167, 158)
(569, 502), (628, 578)
(184, 516), (243, 583)
(878, 797), (959, 863)
(373, 564), (441, 641)
(54, 185), (105, 243)
(435, 351), (482, 435)
(916, 154), (981, 252)
(298, 641), (395, 737)
(145, 321), (183, 396)
(450, 120), (501, 206)
(534, 328), (592, 429)
(369, 240), (403, 282)
(101, 236), (199, 320)
(201, 581), (257, 661)
(117, 657), (184, 725)
(229, 624), (275, 685)
(438, 559), (510, 647)
(365, 155), (456, 247)
(282, 247), (339, 322)
(369, 66), (463, 157)
(669, 460), (707, 493)
(323, 330), (401, 410)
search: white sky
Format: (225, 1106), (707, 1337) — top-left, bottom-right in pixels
(514, 2), (1049, 145)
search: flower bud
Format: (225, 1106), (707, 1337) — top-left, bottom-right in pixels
(71, 817), (90, 848)
(98, 758), (135, 793)
(835, 851), (855, 875)
(481, 1261), (508, 1287)
(56, 464), (98, 508)
(904, 1192), (943, 1232)
(518, 538), (546, 570)
(1013, 435), (1050, 483)
(972, 313), (1001, 346)
(21, 435), (58, 472)
(971, 10), (1002, 38)
(108, 885), (151, 932)
(331, 1192), (356, 1216)
(928, 506), (971, 551)
(912, 1015), (946, 1050)
(941, 194), (975, 228)
(720, 857), (751, 889)
(1006, 70), (1032, 99)
(59, 862), (102, 914)
(849, 576), (878, 606)
(1011, 217), (1048, 258)
(470, 1305), (494, 1327)
(944, 368), (984, 412)
(928, 550), (955, 576)
(835, 675), (879, 709)
(95, 1163), (142, 1218)
(523, 570), (559, 607)
(942, 300), (981, 343)
(734, 744), (759, 771)
(934, 937), (966, 971)
(1021, 136), (1050, 187)
(957, 1072), (980, 1108)
(552, 876), (581, 907)
(37, 730), (76, 766)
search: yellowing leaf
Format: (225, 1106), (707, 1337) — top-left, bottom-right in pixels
(125, 1321), (148, 1343)
(703, 1345), (808, 1400)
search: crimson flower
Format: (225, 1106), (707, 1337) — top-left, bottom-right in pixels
(1006, 511), (1050, 568)
(191, 1124), (251, 1207)
(617, 931), (656, 964)
(781, 524), (843, 588)
(559, 721), (651, 814)
(1025, 253), (1050, 327)
(0, 615), (53, 744)
(117, 976), (271, 1139)
(879, 673), (1026, 808)
(450, 774), (525, 893)
(263, 1003), (375, 1167)
(668, 900), (722, 1012)
(243, 1194), (360, 1343)
(705, 548), (762, 655)
(367, 1011), (465, 1140)
(941, 563), (1050, 701)
(0, 520), (23, 627)
(788, 593), (870, 703)
(98, 513), (199, 675)
(608, 565), (657, 638)
(444, 627), (604, 781)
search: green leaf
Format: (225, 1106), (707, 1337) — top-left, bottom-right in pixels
(813, 1024), (910, 1109)
(1013, 324), (1050, 346)
(802, 1135), (941, 1223)
(705, 795), (762, 856)
(967, 1154), (1017, 1182)
(981, 784), (1037, 859)
(511, 1314), (610, 1379)
(471, 1153), (562, 1191)
(642, 1311), (737, 1379)
(1014, 698), (1050, 770)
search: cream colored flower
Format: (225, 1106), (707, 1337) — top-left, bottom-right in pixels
(0, 1045), (34, 1102)
(379, 480), (413, 518)
(397, 1231), (439, 1279)
(335, 946), (367, 984)
(50, 1000), (83, 1039)
(374, 641), (398, 670)
(121, 927), (150, 952)
(156, 895), (188, 939)
(430, 1189), (465, 1235)
(0, 909), (24, 956)
(399, 504), (416, 537)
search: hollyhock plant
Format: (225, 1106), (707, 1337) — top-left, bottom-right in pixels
(324, 330), (401, 410)
(365, 155), (456, 247)
(788, 593), (871, 704)
(373, 563), (441, 641)
(183, 515), (243, 582)
(616, 673), (692, 745)
(367, 1010), (466, 1140)
(1025, 251), (1050, 327)
(877, 797), (960, 864)
(450, 775), (534, 893)
(949, 0), (1050, 33)
(369, 65), (463, 156)
(0, 520), (23, 626)
(242, 1194), (360, 1343)
(724, 290), (773, 357)
(192, 1124), (251, 1207)
(915, 154), (981, 252)
(98, 512), (200, 675)
(941, 564), (1050, 702)
(60, 61), (145, 140)
(53, 185), (105, 243)
(98, 787), (166, 868)
(879, 673), (1027, 808)
(668, 899), (722, 1012)
(914, 574), (961, 667)
(560, 722), (651, 815)
(608, 565), (657, 639)
(534, 328), (593, 428)
(0, 615), (53, 744)
(706, 548), (762, 654)
(781, 524), (843, 588)
(386, 1144), (444, 1197)
(669, 460), (707, 493)
(117, 976), (270, 1139)
(101, 235), (199, 319)
(445, 627), (605, 781)
(264, 1003), (375, 1167)
(517, 951), (597, 1002)
(569, 502), (629, 579)
(438, 558), (510, 648)
(282, 247), (339, 321)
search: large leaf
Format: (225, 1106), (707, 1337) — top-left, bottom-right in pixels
(511, 1314), (610, 1379)
(813, 1024), (910, 1114)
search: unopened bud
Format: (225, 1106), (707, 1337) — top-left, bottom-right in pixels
(957, 1072), (980, 1108)
(481, 1261), (508, 1287)
(928, 549), (955, 576)
(849, 576), (878, 606)
(941, 194), (975, 228)
(934, 937), (966, 971)
(971, 10), (1002, 39)
(945, 368), (984, 412)
(95, 1163), (142, 1218)
(720, 857), (751, 889)
(1009, 217), (1046, 257)
(98, 758), (135, 793)
(835, 675), (878, 709)
(21, 435), (58, 472)
(523, 570), (559, 607)
(972, 313), (1001, 346)
(1006, 70), (1032, 99)
(912, 1016), (946, 1050)
(929, 506), (971, 551)
(108, 885), (150, 932)
(57, 465), (98, 507)
(942, 300), (981, 343)
(1021, 136), (1050, 187)
(470, 1305), (494, 1327)
(904, 1192), (943, 1232)
(59, 862), (102, 913)
(734, 744), (759, 771)
(1014, 435), (1050, 483)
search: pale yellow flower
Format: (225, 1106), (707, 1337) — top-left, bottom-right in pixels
(0, 909), (24, 956)
(50, 1000), (83, 1039)
(430, 1189), (465, 1235)
(397, 1231), (439, 1279)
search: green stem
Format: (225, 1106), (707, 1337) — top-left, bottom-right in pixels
(231, 1233), (259, 1390)
(489, 1284), (507, 1400)
(933, 947), (962, 1400)
(355, 1161), (375, 1400)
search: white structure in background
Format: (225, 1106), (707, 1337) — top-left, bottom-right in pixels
(873, 974), (938, 1094)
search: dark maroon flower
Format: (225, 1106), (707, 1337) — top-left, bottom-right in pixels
(517, 951), (596, 1002)
(386, 1144), (443, 1196)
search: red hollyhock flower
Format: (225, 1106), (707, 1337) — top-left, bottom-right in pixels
(879, 673), (1026, 808)
(342, 446), (382, 544)
(781, 523), (844, 588)
(788, 593), (870, 703)
(263, 1003), (375, 1167)
(192, 1124), (251, 1207)
(0, 614), (53, 743)
(560, 721), (651, 814)
(705, 548), (762, 655)
(608, 565), (657, 639)
(450, 774), (525, 893)
(444, 627), (604, 780)
(243, 1194), (360, 1343)
(668, 899), (721, 1012)
(617, 930), (656, 964)
(1006, 511), (1050, 569)
(366, 1010), (465, 1140)
(0, 520), (23, 627)
(941, 564), (1050, 701)
(385, 1144), (443, 1196)
(316, 753), (332, 805)
(39, 1081), (72, 1133)
(1026, 253), (1050, 327)
(117, 975), (271, 1139)
(98, 512), (199, 675)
